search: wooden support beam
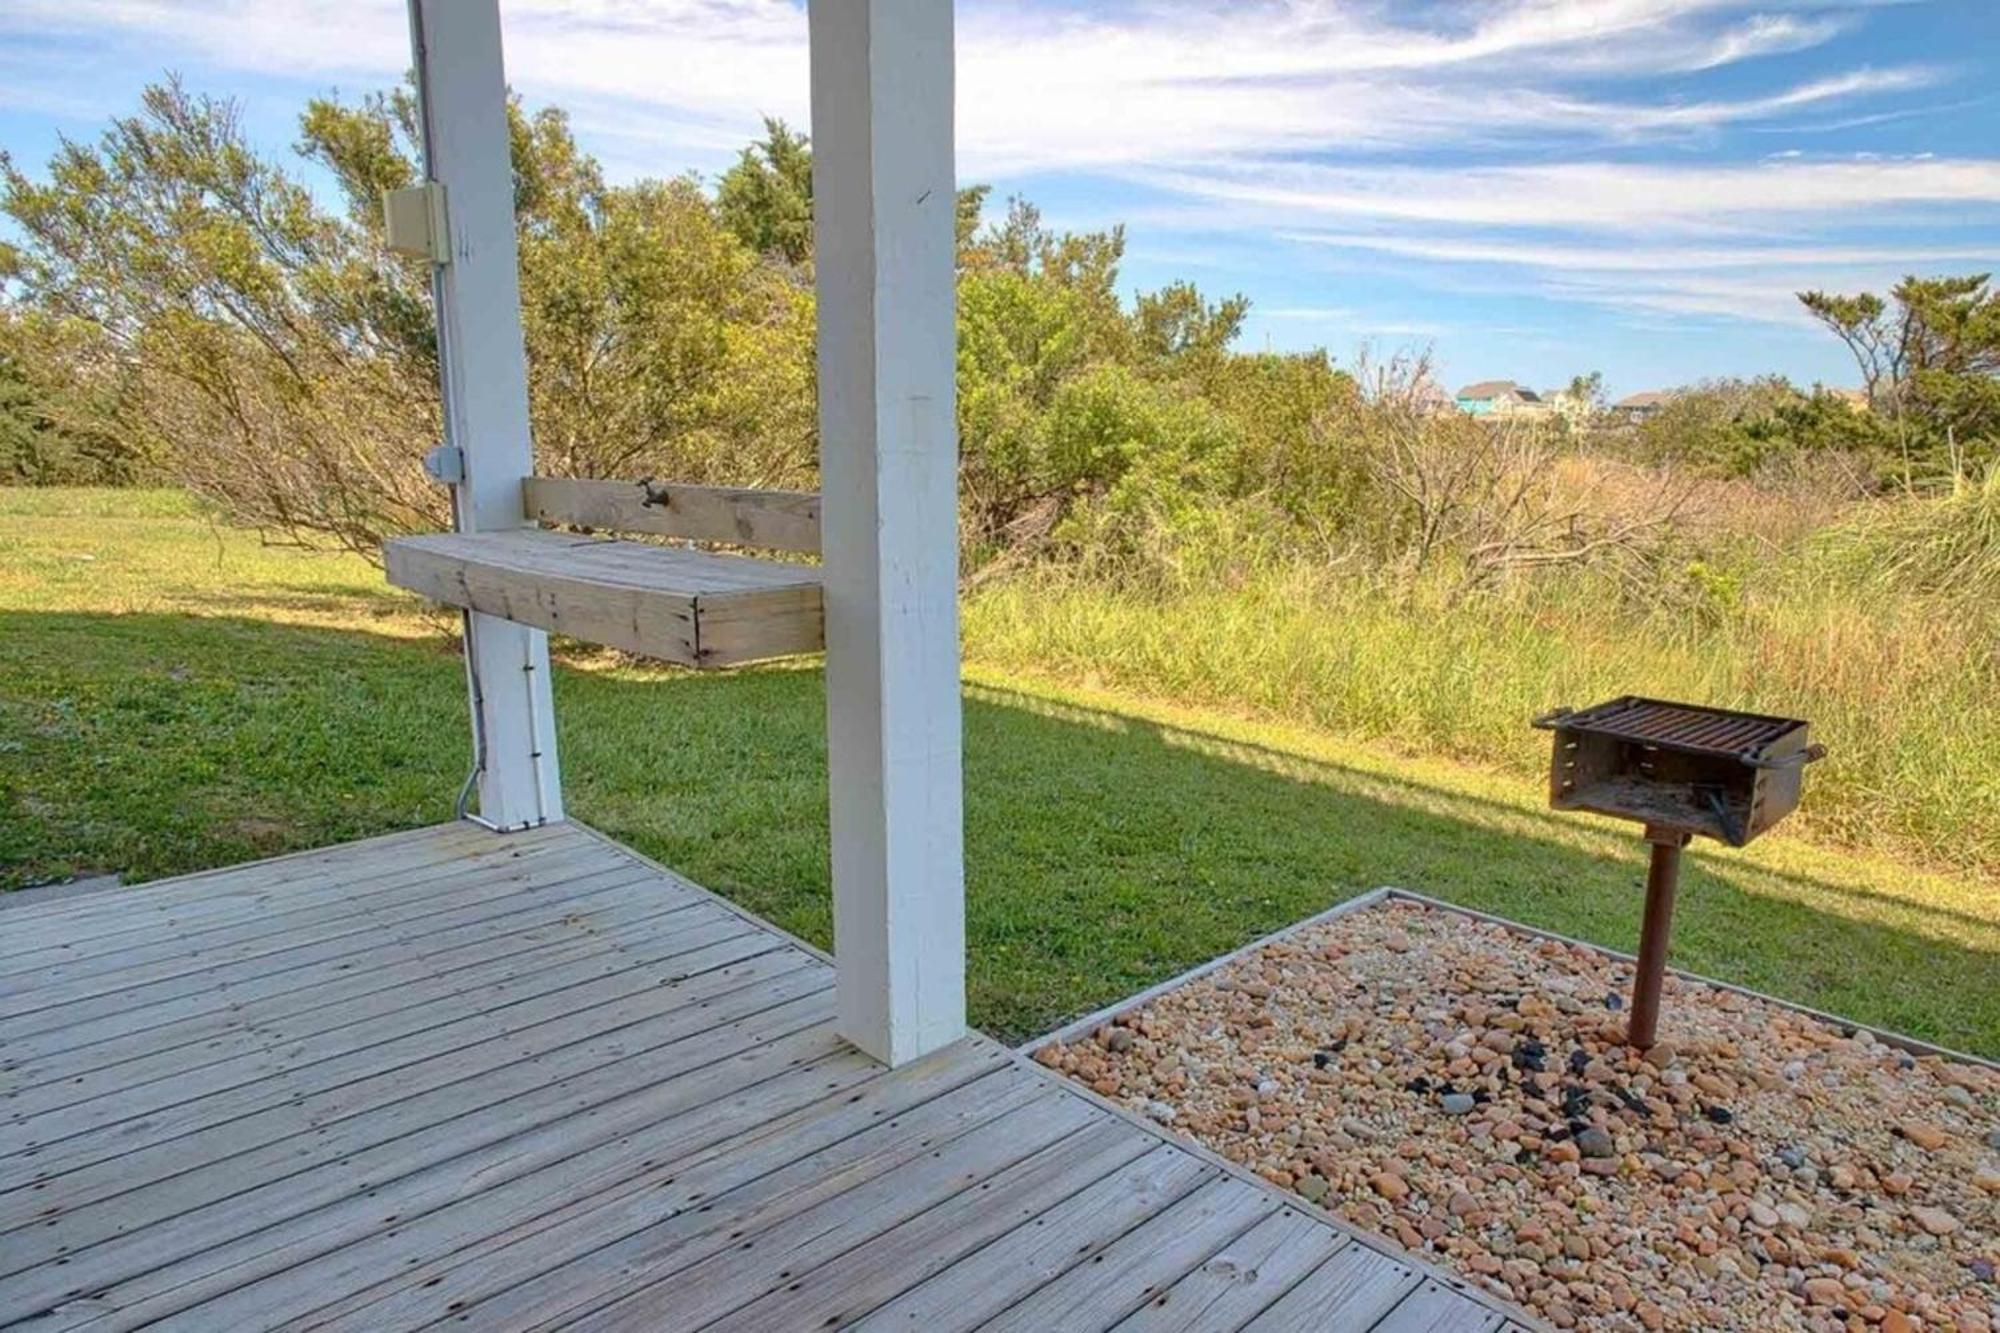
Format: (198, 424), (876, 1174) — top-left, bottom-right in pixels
(408, 0), (562, 829)
(523, 477), (822, 553)
(811, 0), (965, 1066)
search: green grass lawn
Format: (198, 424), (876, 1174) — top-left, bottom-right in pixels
(3, 487), (1995, 1055)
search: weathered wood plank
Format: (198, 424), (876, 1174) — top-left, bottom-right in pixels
(419, 1074), (1072, 1332)
(189, 1040), (1008, 1328)
(32, 1035), (873, 1333)
(0, 861), (691, 1066)
(0, 869), (706, 1139)
(0, 977), (836, 1315)
(6, 895), (706, 1091)
(289, 1042), (1012, 1332)
(0, 828), (594, 982)
(707, 1133), (1198, 1332)
(846, 1144), (1212, 1332)
(523, 477), (821, 553)
(0, 859), (669, 1052)
(2, 910), (772, 1178)
(1371, 1280), (1506, 1332)
(1108, 1207), (1351, 1333)
(0, 843), (646, 1010)
(570, 1110), (1137, 1333)
(0, 823), (511, 956)
(383, 529), (823, 667)
(973, 1177), (1277, 1333)
(0, 846), (645, 1029)
(1238, 1244), (1422, 1333)
(2, 927), (794, 1193)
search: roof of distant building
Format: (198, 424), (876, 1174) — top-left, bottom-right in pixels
(1456, 380), (1536, 401)
(1614, 390), (1674, 409)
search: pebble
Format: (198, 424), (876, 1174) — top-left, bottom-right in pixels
(1575, 1127), (1617, 1159)
(1910, 1205), (1959, 1236)
(1037, 899), (2000, 1333)
(1898, 1122), (1950, 1151)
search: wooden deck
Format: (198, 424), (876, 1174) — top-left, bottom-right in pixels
(0, 823), (1525, 1331)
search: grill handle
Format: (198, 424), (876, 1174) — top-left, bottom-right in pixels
(1530, 707), (1575, 731)
(1745, 743), (1827, 771)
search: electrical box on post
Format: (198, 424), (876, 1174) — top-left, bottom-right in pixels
(382, 183), (451, 264)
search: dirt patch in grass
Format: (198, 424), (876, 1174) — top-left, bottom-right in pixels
(1034, 900), (1998, 1332)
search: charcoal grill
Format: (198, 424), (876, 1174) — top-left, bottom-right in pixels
(1532, 697), (1825, 1047)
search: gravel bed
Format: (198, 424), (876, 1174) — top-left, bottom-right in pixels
(1033, 899), (1998, 1332)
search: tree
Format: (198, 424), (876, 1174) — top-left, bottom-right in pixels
(715, 118), (813, 266)
(1, 81), (816, 552)
(1800, 275), (2000, 484)
(3, 78), (1372, 590)
(0, 309), (140, 484)
(1566, 371), (1605, 412)
(716, 120), (993, 269)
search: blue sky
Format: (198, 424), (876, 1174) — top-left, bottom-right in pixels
(3, 0), (1998, 399)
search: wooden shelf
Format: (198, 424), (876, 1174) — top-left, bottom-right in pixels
(385, 529), (822, 668)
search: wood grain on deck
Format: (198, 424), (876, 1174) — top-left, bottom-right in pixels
(0, 823), (1514, 1331)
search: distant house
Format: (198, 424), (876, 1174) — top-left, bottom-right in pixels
(1455, 381), (1543, 417)
(1613, 390), (1674, 422)
(1822, 387), (1870, 412)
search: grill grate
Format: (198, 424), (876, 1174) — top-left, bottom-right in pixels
(1556, 697), (1796, 759)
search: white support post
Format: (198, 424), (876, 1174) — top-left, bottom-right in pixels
(408, 0), (562, 830)
(811, 0), (965, 1066)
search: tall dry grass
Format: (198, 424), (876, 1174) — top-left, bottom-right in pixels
(963, 478), (1999, 878)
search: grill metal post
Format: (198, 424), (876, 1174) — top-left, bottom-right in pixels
(1629, 825), (1691, 1049)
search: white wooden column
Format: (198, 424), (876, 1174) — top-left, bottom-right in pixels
(408, 0), (562, 830)
(811, 0), (965, 1066)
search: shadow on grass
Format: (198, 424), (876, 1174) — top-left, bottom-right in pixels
(3, 610), (1993, 1057)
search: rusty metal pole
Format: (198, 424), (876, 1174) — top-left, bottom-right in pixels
(1628, 826), (1692, 1049)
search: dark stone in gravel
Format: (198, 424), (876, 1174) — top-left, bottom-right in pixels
(1704, 1105), (1735, 1125)
(1404, 1076), (1431, 1092)
(1576, 1126), (1617, 1158)
(1604, 992), (1624, 1010)
(1569, 1048), (1591, 1075)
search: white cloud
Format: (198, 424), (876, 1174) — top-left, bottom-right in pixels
(1283, 232), (2000, 273)
(8, 0), (1987, 340)
(1137, 158), (2000, 234)
(0, 0), (1937, 176)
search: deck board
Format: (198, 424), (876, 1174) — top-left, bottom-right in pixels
(0, 822), (1521, 1332)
